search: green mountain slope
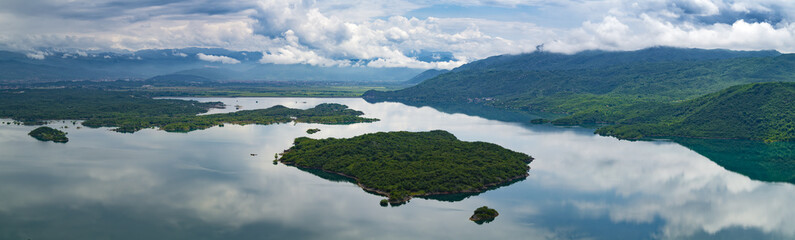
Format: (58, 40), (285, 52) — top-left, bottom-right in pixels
(454, 46), (779, 72)
(364, 51), (795, 114)
(594, 82), (795, 142)
(363, 48), (795, 141)
(405, 69), (449, 84)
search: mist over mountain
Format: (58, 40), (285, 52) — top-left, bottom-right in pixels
(0, 48), (428, 83)
(453, 46), (781, 72)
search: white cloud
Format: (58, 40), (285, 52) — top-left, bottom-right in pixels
(2, 0), (795, 68)
(544, 11), (795, 54)
(25, 51), (48, 60)
(197, 53), (241, 64)
(260, 45), (347, 67)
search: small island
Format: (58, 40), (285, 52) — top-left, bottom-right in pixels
(28, 126), (69, 143)
(278, 130), (533, 205)
(306, 128), (321, 134)
(470, 206), (499, 224)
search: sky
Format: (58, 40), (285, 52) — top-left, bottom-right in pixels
(1, 0), (794, 69)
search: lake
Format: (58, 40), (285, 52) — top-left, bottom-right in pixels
(0, 97), (793, 240)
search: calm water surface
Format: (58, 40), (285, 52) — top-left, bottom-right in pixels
(0, 98), (792, 240)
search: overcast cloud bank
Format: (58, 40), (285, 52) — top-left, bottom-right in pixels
(1, 0), (793, 69)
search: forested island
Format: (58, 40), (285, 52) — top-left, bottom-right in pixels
(306, 128), (321, 134)
(28, 126), (68, 143)
(0, 88), (378, 133)
(278, 130), (533, 205)
(470, 206), (499, 224)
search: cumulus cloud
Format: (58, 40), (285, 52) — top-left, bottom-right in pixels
(250, 1), (473, 68)
(1, 0), (795, 69)
(25, 51), (48, 60)
(543, 0), (795, 53)
(197, 53), (241, 64)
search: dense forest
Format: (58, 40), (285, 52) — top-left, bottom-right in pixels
(28, 126), (68, 143)
(278, 130), (533, 204)
(0, 88), (377, 133)
(590, 82), (795, 142)
(0, 88), (219, 124)
(364, 47), (795, 142)
(365, 53), (795, 113)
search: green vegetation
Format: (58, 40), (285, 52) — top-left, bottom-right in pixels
(83, 103), (377, 133)
(0, 89), (220, 124)
(278, 130), (533, 204)
(28, 126), (68, 143)
(592, 83), (795, 142)
(365, 55), (795, 113)
(406, 69), (449, 84)
(379, 199), (389, 207)
(0, 88), (378, 133)
(470, 206), (499, 224)
(306, 128), (321, 134)
(364, 48), (795, 141)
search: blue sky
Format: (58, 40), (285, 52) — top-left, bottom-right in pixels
(1, 0), (794, 69)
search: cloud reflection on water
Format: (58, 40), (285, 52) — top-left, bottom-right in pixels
(0, 98), (792, 239)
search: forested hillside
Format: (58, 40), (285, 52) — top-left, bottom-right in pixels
(363, 47), (795, 141)
(593, 82), (795, 142)
(365, 49), (795, 114)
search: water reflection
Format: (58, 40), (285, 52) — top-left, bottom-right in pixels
(674, 138), (795, 184)
(0, 98), (793, 240)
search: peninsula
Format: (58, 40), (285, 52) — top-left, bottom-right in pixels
(1, 89), (378, 133)
(278, 130), (533, 205)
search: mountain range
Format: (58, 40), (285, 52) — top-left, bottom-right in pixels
(0, 48), (428, 83)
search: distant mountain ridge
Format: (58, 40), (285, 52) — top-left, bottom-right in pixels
(0, 48), (425, 83)
(454, 46), (780, 72)
(405, 69), (449, 84)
